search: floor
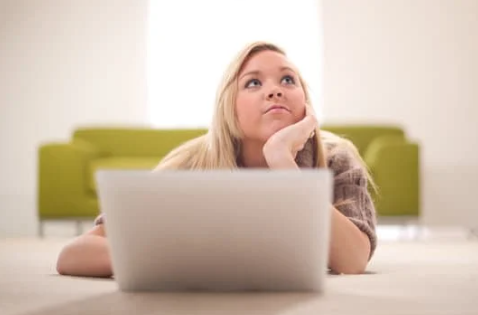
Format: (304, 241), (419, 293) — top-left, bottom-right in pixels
(2, 228), (477, 315)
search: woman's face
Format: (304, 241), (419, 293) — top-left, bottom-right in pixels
(235, 50), (306, 143)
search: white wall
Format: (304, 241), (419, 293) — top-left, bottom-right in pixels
(147, 0), (324, 128)
(322, 0), (478, 226)
(1, 0), (477, 237)
(0, 0), (149, 236)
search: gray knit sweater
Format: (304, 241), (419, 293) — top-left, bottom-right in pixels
(94, 134), (377, 258)
(295, 134), (377, 258)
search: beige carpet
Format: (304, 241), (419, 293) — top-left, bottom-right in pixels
(1, 237), (477, 315)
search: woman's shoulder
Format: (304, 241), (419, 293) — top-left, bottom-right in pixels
(296, 130), (364, 174)
(320, 130), (371, 189)
(321, 130), (365, 173)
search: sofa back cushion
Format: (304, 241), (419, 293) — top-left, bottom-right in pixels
(72, 127), (208, 157)
(321, 125), (405, 156)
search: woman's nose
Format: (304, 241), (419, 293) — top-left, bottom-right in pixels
(267, 91), (283, 99)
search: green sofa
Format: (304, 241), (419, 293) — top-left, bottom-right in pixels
(37, 125), (419, 235)
(37, 127), (207, 236)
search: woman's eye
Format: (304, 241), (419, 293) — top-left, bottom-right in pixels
(246, 79), (261, 87)
(245, 79), (261, 88)
(281, 75), (295, 85)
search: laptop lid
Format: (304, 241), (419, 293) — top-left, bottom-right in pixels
(95, 169), (333, 292)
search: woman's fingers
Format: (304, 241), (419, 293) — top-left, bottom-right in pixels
(305, 104), (319, 138)
(305, 103), (316, 117)
(303, 104), (318, 138)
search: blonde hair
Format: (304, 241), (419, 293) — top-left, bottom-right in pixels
(154, 41), (376, 193)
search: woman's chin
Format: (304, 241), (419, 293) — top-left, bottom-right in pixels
(262, 121), (294, 139)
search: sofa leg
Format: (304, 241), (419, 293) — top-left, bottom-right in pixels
(38, 221), (44, 238)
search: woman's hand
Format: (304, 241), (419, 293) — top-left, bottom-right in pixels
(263, 104), (318, 168)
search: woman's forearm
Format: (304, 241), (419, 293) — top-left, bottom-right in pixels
(56, 234), (113, 278)
(328, 207), (371, 274)
(263, 150), (371, 274)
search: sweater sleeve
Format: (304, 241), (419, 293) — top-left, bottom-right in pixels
(328, 144), (378, 259)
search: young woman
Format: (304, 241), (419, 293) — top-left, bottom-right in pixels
(56, 42), (377, 278)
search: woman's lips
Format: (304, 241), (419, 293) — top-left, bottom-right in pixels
(268, 108), (288, 113)
(265, 105), (290, 113)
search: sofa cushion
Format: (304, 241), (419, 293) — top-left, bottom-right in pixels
(73, 128), (207, 157)
(87, 157), (161, 193)
(321, 125), (405, 156)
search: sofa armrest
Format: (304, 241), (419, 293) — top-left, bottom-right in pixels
(363, 135), (420, 216)
(38, 139), (102, 219)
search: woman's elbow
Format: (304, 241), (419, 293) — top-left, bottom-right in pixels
(334, 260), (368, 275)
(56, 244), (75, 276)
(55, 235), (113, 278)
(330, 247), (371, 275)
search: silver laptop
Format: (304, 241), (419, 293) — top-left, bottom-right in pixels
(95, 169), (333, 292)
